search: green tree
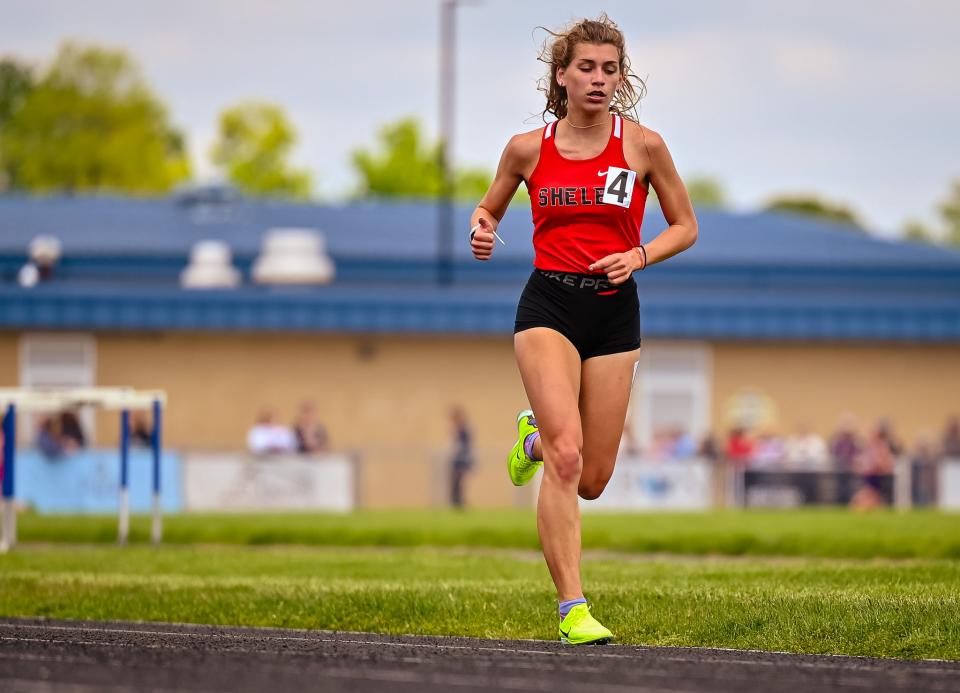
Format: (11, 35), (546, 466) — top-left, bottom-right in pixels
(0, 58), (34, 125)
(210, 102), (312, 200)
(0, 43), (190, 193)
(645, 175), (725, 209)
(352, 118), (440, 198)
(902, 219), (936, 244)
(763, 194), (863, 229)
(351, 117), (505, 202)
(0, 58), (35, 190)
(900, 179), (960, 247)
(685, 176), (726, 208)
(938, 180), (960, 246)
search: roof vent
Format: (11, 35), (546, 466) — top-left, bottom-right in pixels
(180, 240), (241, 289)
(173, 182), (241, 207)
(29, 235), (62, 267)
(19, 234), (63, 286)
(252, 228), (334, 285)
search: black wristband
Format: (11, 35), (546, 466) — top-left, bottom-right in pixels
(639, 244), (647, 270)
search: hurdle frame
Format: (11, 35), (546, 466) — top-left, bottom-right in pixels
(0, 387), (167, 552)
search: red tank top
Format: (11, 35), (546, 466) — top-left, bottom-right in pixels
(526, 114), (647, 274)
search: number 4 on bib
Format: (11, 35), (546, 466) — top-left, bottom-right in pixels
(602, 167), (637, 208)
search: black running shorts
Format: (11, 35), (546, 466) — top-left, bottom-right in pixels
(514, 269), (641, 360)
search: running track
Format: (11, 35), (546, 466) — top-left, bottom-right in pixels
(1, 619), (957, 692)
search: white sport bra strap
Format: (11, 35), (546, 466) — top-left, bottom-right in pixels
(544, 121), (555, 139)
(613, 114), (622, 139)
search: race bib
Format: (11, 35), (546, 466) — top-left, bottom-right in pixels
(601, 167), (637, 208)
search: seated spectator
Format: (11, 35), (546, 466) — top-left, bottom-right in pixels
(785, 423), (828, 470)
(130, 411), (153, 447)
(58, 409), (86, 452)
(247, 409), (296, 456)
(36, 410), (87, 459)
(36, 415), (64, 459)
(293, 400), (329, 454)
(943, 416), (960, 459)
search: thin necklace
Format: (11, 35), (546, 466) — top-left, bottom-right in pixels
(564, 118), (607, 129)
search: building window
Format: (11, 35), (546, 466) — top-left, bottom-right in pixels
(18, 333), (97, 444)
(632, 341), (712, 452)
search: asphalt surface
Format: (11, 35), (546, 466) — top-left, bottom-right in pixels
(1, 618), (958, 693)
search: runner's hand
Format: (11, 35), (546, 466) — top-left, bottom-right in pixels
(589, 252), (638, 285)
(471, 217), (496, 261)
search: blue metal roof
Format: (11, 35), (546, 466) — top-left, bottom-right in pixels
(2, 193), (959, 266)
(0, 281), (956, 342)
(0, 194), (958, 341)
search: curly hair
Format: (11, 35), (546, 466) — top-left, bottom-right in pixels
(537, 13), (646, 123)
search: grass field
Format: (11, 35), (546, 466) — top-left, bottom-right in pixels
(1, 544), (958, 660)
(6, 509), (959, 659)
(15, 508), (960, 558)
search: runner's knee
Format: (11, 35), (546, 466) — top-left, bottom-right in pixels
(544, 439), (582, 484)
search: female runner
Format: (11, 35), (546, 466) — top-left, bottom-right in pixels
(470, 14), (698, 645)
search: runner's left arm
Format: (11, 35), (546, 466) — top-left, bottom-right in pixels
(635, 127), (698, 267)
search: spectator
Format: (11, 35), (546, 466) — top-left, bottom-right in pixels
(650, 427), (674, 460)
(130, 411), (153, 447)
(36, 411), (86, 459)
(829, 413), (861, 473)
(36, 415), (64, 459)
(752, 430), (785, 468)
(784, 423), (828, 470)
(670, 426), (697, 459)
(619, 416), (641, 457)
(698, 432), (721, 463)
(876, 418), (904, 457)
(449, 406), (474, 509)
(943, 416), (960, 459)
(246, 409), (296, 456)
(850, 424), (896, 510)
(58, 410), (86, 452)
(293, 400), (329, 454)
(725, 427), (754, 466)
(911, 432), (939, 507)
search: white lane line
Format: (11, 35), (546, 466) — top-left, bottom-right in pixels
(1, 622), (956, 674)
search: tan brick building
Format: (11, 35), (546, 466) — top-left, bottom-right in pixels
(1, 193), (958, 507)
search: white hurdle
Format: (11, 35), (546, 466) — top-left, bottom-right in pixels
(0, 387), (167, 552)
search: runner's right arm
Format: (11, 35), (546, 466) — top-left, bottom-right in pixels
(470, 132), (538, 261)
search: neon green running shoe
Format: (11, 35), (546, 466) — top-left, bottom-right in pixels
(558, 603), (614, 645)
(508, 409), (542, 486)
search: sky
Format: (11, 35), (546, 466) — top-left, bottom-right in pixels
(2, 0), (959, 237)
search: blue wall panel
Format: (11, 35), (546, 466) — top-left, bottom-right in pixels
(15, 449), (182, 513)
